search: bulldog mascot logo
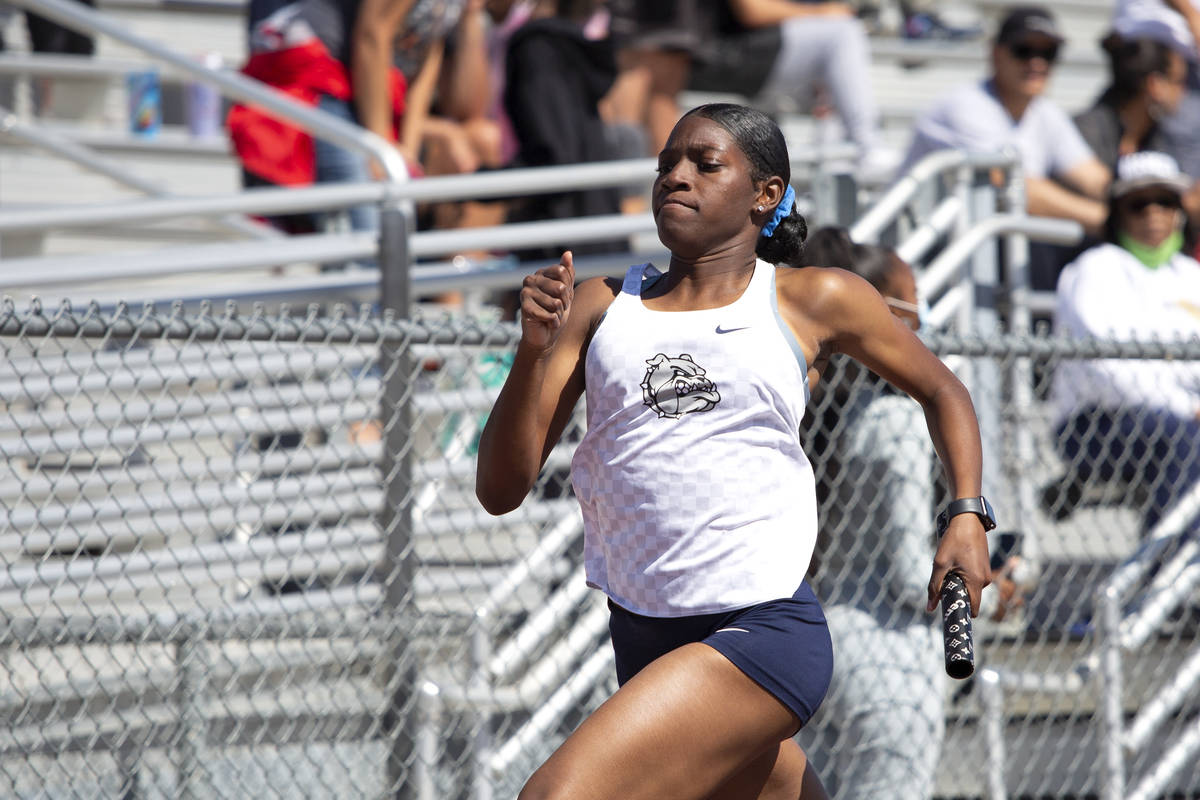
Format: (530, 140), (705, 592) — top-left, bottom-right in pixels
(641, 353), (721, 419)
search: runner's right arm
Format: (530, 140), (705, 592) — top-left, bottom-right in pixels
(476, 252), (616, 514)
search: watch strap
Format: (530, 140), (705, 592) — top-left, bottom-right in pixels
(936, 496), (997, 537)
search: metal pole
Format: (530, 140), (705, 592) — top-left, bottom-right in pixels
(116, 743), (142, 800)
(471, 617), (495, 800)
(414, 681), (443, 800)
(379, 198), (418, 799)
(979, 669), (1008, 800)
(952, 164), (974, 334)
(1002, 164), (1040, 569)
(964, 169), (1010, 519)
(1099, 584), (1126, 800)
(173, 623), (206, 800)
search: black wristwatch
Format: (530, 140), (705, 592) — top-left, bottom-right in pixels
(936, 496), (997, 537)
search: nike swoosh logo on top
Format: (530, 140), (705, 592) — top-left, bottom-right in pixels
(714, 627), (749, 634)
(715, 325), (750, 334)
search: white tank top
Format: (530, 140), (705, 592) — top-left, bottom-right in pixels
(571, 260), (818, 617)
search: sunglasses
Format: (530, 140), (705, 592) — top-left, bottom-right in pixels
(1124, 194), (1182, 213)
(1009, 42), (1059, 63)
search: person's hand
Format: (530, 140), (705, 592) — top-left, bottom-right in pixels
(519, 251), (575, 354)
(367, 142), (418, 181)
(988, 556), (1028, 622)
(926, 513), (992, 616)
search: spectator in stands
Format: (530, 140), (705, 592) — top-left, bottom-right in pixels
(1075, 33), (1189, 174)
(482, 0), (532, 169)
(1113, 0), (1200, 182)
(423, 2), (505, 190)
(603, 0), (718, 155)
(0, 0), (96, 114)
(898, 7), (1111, 240)
(229, 0), (498, 246)
(795, 228), (1023, 798)
(501, 0), (622, 261)
(793, 229), (946, 800)
(1053, 151), (1200, 538)
(687, 0), (886, 174)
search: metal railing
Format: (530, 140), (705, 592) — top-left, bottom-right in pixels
(0, 105), (278, 241)
(5, 0), (407, 181)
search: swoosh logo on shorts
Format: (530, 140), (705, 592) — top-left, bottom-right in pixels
(715, 325), (750, 334)
(714, 627), (749, 634)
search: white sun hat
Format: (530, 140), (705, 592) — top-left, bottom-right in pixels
(1111, 151), (1191, 199)
(1113, 0), (1199, 59)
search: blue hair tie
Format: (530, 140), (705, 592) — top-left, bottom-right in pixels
(761, 185), (795, 239)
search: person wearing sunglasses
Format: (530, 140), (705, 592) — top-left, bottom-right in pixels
(898, 6), (1111, 241)
(1053, 151), (1200, 547)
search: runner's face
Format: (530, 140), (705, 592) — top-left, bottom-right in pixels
(653, 115), (763, 258)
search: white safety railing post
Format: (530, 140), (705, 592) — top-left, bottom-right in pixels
(980, 669), (1008, 800)
(963, 167), (1012, 519)
(471, 617), (496, 800)
(1002, 162), (1040, 568)
(414, 681), (443, 800)
(1099, 583), (1126, 800)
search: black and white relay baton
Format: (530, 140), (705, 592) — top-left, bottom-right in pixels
(940, 571), (974, 679)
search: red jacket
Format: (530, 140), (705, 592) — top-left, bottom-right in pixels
(228, 38), (406, 186)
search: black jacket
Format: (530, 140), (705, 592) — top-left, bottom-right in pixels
(504, 16), (622, 254)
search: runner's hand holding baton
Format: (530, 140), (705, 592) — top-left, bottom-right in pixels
(928, 503), (993, 679)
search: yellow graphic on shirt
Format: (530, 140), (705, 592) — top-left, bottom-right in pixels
(1176, 300), (1200, 321)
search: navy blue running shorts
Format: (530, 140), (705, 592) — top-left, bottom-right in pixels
(607, 582), (834, 729)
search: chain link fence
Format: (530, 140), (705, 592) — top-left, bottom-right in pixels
(0, 299), (1197, 799)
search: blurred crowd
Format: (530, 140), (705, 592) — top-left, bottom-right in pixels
(225, 0), (976, 235)
(215, 0), (1200, 302)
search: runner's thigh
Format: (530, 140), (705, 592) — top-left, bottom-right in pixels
(706, 738), (829, 800)
(518, 642), (800, 800)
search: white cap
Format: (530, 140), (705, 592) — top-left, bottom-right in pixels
(1113, 0), (1198, 59)
(1111, 151), (1191, 198)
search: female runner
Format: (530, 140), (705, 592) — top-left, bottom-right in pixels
(476, 102), (992, 800)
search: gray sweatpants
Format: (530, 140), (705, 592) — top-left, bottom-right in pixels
(757, 16), (880, 154)
(796, 606), (945, 800)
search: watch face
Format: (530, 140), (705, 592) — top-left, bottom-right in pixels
(979, 496), (997, 529)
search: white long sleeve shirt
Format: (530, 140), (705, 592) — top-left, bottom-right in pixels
(1053, 242), (1200, 423)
